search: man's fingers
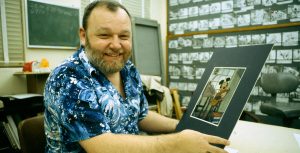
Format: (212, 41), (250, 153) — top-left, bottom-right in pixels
(204, 135), (230, 146)
(207, 145), (229, 153)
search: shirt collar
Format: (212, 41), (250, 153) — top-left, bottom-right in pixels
(77, 47), (97, 76)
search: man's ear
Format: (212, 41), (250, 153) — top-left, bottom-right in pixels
(79, 27), (86, 47)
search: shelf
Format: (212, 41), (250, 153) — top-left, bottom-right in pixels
(13, 72), (50, 75)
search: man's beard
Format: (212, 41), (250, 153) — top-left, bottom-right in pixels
(85, 38), (131, 74)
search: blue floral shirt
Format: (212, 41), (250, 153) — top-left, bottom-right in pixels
(44, 47), (148, 153)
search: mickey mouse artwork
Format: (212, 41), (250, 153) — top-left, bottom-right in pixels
(207, 77), (231, 122)
(191, 67), (245, 126)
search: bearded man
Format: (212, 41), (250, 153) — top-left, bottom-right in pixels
(43, 1), (229, 153)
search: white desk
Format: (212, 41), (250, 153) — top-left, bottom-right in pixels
(228, 120), (300, 153)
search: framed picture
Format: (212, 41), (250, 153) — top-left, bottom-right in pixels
(190, 67), (246, 125)
(176, 45), (273, 145)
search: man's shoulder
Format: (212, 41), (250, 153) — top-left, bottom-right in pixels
(51, 53), (86, 78)
(124, 61), (140, 76)
(122, 61), (144, 91)
(50, 62), (80, 79)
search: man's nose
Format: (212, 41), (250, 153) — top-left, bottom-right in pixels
(109, 35), (121, 50)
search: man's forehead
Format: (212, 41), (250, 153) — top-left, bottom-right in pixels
(91, 6), (129, 19)
(88, 7), (130, 23)
(94, 27), (131, 33)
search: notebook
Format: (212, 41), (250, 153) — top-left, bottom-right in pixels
(176, 44), (273, 144)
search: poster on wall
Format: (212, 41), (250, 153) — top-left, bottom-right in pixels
(176, 44), (273, 144)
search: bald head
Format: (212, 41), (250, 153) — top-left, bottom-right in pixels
(82, 0), (131, 31)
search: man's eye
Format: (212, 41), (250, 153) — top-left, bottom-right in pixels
(120, 35), (129, 40)
(98, 34), (109, 38)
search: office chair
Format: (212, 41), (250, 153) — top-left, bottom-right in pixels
(18, 115), (45, 153)
(259, 72), (300, 127)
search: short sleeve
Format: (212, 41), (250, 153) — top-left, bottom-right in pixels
(138, 93), (148, 121)
(55, 78), (111, 143)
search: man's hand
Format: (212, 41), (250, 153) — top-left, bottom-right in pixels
(138, 111), (230, 153)
(80, 129), (229, 153)
(174, 129), (230, 153)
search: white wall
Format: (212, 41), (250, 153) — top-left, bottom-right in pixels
(0, 0), (80, 95)
(0, 0), (167, 95)
(150, 0), (167, 80)
(0, 68), (27, 95)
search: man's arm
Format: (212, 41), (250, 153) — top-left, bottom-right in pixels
(80, 111), (230, 153)
(80, 129), (229, 153)
(138, 111), (179, 133)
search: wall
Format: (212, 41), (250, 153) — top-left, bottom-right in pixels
(150, 0), (167, 80)
(166, 0), (300, 111)
(0, 0), (167, 95)
(0, 68), (27, 95)
(0, 0), (80, 95)
(24, 0), (81, 68)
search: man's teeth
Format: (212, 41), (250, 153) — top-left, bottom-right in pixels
(107, 53), (119, 57)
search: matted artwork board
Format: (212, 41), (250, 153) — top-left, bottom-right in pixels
(176, 44), (273, 142)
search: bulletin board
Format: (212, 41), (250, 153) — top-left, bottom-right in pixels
(167, 0), (300, 108)
(25, 0), (80, 49)
(168, 0), (300, 35)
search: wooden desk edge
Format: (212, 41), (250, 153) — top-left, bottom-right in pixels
(14, 72), (51, 75)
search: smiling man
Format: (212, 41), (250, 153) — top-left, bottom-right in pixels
(43, 1), (229, 153)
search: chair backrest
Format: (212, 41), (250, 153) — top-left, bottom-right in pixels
(260, 72), (300, 94)
(18, 115), (45, 153)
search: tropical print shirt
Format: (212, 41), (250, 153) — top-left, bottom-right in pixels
(44, 47), (148, 153)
